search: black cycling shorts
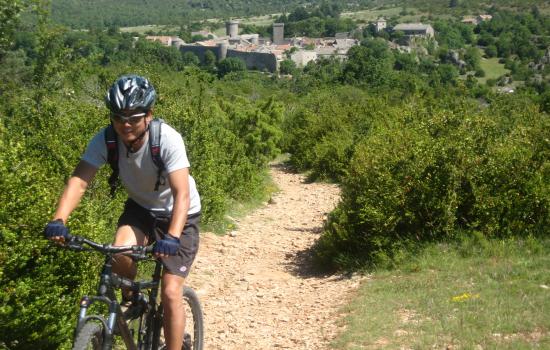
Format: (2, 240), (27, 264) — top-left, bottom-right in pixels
(117, 199), (200, 278)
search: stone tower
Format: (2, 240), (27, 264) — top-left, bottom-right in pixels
(273, 23), (284, 45)
(226, 20), (239, 38)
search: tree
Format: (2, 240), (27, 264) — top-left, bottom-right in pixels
(279, 59), (297, 75)
(203, 50), (217, 70)
(217, 57), (246, 78)
(449, 0), (459, 8)
(0, 0), (28, 54)
(434, 64), (459, 85)
(182, 51), (199, 66)
(485, 45), (497, 58)
(288, 6), (308, 22)
(464, 46), (481, 70)
(342, 39), (395, 88)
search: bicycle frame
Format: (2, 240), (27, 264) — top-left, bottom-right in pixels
(74, 245), (164, 350)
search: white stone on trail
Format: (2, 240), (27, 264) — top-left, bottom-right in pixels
(186, 163), (366, 349)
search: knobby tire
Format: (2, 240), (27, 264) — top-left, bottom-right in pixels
(183, 287), (204, 350)
(72, 321), (105, 350)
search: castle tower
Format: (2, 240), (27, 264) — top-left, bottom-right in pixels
(217, 42), (228, 60)
(273, 23), (284, 45)
(226, 20), (239, 38)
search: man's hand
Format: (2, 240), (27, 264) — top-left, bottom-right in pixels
(44, 219), (70, 243)
(154, 233), (180, 257)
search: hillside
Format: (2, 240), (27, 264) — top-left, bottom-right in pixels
(48, 0), (550, 28)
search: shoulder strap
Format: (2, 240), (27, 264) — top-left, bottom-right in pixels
(149, 118), (166, 191)
(104, 124), (119, 197)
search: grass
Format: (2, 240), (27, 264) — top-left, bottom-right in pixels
(341, 6), (453, 23)
(200, 162), (281, 235)
(478, 56), (510, 84)
(119, 24), (179, 34)
(332, 235), (550, 349)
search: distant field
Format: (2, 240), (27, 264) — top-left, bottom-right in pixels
(238, 14), (281, 26)
(341, 6), (403, 22)
(122, 5), (463, 36)
(120, 24), (179, 34)
(478, 56), (509, 83)
(341, 6), (453, 23)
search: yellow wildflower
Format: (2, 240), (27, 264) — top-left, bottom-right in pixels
(451, 292), (480, 302)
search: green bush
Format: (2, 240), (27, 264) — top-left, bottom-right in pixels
(0, 63), (284, 348)
(314, 95), (549, 270)
(283, 87), (381, 181)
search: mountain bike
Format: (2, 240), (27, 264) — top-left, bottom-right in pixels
(59, 234), (204, 350)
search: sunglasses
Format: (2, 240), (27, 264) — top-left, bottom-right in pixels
(110, 112), (147, 125)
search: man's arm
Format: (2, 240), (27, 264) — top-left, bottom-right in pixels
(52, 160), (98, 224)
(167, 168), (191, 238)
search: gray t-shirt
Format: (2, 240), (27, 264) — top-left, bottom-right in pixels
(82, 123), (201, 215)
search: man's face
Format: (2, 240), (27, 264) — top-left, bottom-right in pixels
(110, 110), (152, 145)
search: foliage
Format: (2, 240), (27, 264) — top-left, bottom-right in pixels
(279, 59), (297, 75)
(283, 87), (378, 181)
(216, 57), (246, 78)
(313, 94), (549, 270)
(342, 39), (395, 88)
(48, 0), (359, 28)
(1, 3), (550, 347)
(0, 0), (31, 53)
(0, 23), (284, 349)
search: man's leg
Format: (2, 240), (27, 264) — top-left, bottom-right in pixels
(112, 225), (147, 298)
(161, 272), (186, 350)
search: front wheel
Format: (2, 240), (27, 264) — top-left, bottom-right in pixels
(183, 287), (204, 350)
(72, 321), (106, 350)
(155, 287), (204, 350)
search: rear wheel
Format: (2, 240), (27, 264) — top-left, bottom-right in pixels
(72, 321), (105, 350)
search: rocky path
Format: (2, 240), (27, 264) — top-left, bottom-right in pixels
(186, 164), (364, 349)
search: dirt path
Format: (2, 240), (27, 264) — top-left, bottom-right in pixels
(187, 164), (364, 349)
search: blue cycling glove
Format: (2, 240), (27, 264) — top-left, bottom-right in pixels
(44, 219), (70, 239)
(154, 233), (180, 256)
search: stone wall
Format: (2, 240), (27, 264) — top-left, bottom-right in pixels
(180, 45), (224, 62)
(180, 45), (278, 72)
(227, 50), (278, 73)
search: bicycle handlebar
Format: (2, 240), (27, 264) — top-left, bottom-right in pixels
(63, 234), (155, 260)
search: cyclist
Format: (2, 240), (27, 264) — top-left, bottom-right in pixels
(44, 74), (201, 350)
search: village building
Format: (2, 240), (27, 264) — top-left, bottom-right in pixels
(149, 20), (360, 73)
(461, 14), (493, 25)
(290, 50), (317, 67)
(145, 36), (183, 47)
(376, 17), (387, 33)
(477, 14), (493, 22)
(461, 17), (478, 25)
(392, 23), (435, 38)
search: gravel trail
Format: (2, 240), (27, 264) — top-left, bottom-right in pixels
(187, 164), (364, 349)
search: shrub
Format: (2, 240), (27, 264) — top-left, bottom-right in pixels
(0, 64), (285, 348)
(283, 87), (382, 181)
(314, 95), (549, 270)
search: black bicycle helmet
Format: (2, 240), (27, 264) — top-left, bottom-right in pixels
(105, 75), (156, 115)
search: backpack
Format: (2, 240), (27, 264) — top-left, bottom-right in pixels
(105, 118), (166, 197)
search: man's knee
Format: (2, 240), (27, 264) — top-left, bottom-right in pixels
(161, 274), (185, 304)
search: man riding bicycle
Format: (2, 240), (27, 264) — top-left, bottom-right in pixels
(44, 74), (201, 350)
